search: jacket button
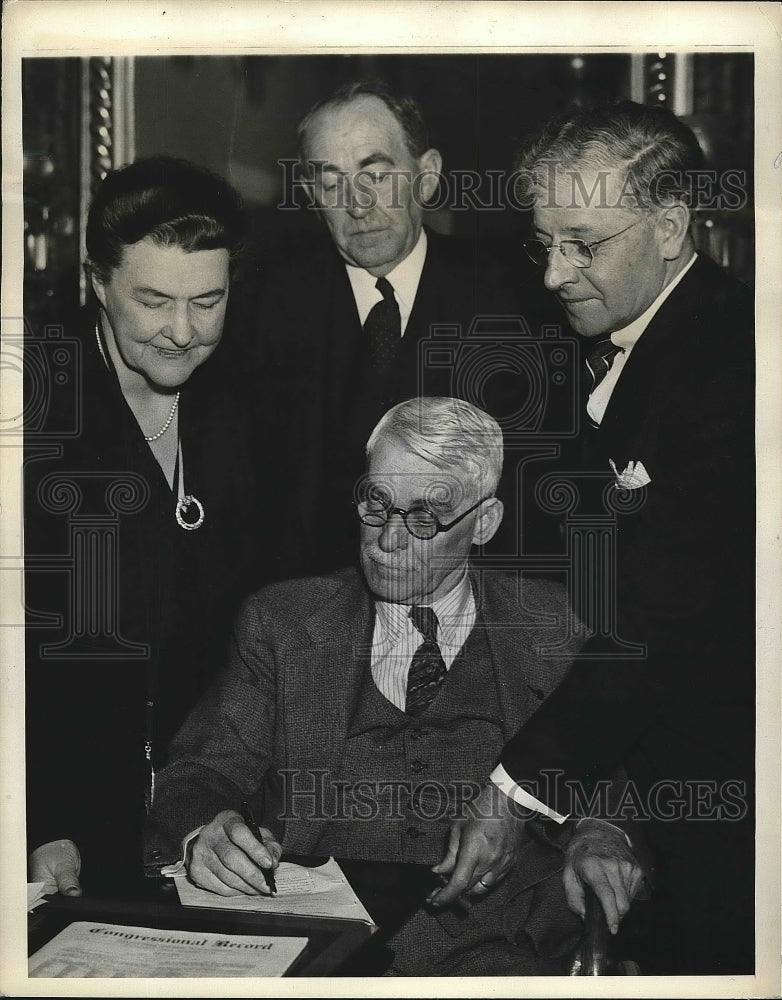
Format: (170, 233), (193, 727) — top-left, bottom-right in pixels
(410, 759), (425, 773)
(409, 728), (423, 740)
(406, 826), (423, 839)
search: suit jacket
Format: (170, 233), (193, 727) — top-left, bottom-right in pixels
(145, 567), (589, 971)
(146, 567), (584, 857)
(249, 229), (548, 576)
(500, 254), (755, 833)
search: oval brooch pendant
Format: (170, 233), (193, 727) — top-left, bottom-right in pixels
(175, 495), (205, 531)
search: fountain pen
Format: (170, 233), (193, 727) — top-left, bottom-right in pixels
(240, 799), (278, 895)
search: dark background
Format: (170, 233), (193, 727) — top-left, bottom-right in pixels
(22, 52), (754, 334)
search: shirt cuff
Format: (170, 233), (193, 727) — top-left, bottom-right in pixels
(159, 826), (203, 877)
(576, 816), (633, 848)
(490, 763), (568, 824)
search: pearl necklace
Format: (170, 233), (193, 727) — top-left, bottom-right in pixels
(95, 318), (204, 530)
(94, 322), (180, 441)
(143, 391), (180, 442)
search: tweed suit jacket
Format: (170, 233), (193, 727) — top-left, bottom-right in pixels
(146, 566), (584, 867)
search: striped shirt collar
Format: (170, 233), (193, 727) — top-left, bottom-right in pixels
(373, 568), (475, 651)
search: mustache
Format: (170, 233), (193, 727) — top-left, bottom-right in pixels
(364, 550), (414, 568)
(363, 549), (460, 573)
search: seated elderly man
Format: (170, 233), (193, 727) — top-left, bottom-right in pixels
(145, 397), (642, 976)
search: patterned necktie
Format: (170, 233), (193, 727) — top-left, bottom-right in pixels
(363, 276), (401, 377)
(585, 338), (624, 394)
(405, 605), (447, 717)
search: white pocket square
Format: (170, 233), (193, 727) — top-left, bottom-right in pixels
(610, 459), (651, 489)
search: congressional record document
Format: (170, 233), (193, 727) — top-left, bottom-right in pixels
(28, 922), (307, 978)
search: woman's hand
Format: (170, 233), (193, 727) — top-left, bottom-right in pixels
(29, 840), (82, 897)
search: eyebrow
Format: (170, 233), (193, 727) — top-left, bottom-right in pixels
(315, 162), (345, 175)
(534, 223), (594, 239)
(417, 494), (454, 516)
(317, 153), (396, 175)
(362, 487), (444, 513)
(562, 224), (597, 237)
(361, 478), (393, 497)
(357, 153), (396, 170)
(132, 286), (226, 300)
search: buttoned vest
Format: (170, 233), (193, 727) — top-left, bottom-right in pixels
(314, 621), (503, 863)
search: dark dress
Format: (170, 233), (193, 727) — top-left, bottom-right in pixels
(24, 314), (271, 887)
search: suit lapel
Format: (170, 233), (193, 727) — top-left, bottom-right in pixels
(280, 571), (374, 852)
(394, 233), (464, 399)
(323, 258), (364, 416)
(598, 257), (708, 467)
(292, 253), (362, 538)
(471, 572), (545, 741)
(404, 236), (442, 337)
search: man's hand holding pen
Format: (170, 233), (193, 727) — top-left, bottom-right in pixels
(186, 808), (282, 897)
(241, 800), (277, 895)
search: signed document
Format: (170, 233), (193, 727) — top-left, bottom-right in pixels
(28, 921), (308, 978)
(27, 882), (47, 913)
(173, 858), (375, 925)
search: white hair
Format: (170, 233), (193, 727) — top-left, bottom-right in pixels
(365, 397), (503, 500)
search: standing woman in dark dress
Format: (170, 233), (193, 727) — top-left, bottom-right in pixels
(25, 157), (267, 893)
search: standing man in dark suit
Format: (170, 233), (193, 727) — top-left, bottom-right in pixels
(256, 81), (533, 576)
(145, 397), (644, 976)
(431, 101), (755, 975)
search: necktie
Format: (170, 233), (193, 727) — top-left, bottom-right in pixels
(363, 276), (401, 377)
(405, 605), (447, 717)
(585, 338), (624, 394)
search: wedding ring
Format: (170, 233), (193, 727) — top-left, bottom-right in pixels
(478, 877), (490, 888)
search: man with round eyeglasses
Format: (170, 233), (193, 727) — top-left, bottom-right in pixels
(433, 101), (755, 976)
(146, 396), (644, 976)
(356, 490), (492, 540)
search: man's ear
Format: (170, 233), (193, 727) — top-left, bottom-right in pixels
(89, 268), (108, 310)
(472, 497), (503, 547)
(300, 158), (320, 210)
(656, 202), (690, 261)
(416, 148), (443, 204)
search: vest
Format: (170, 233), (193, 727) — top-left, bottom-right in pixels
(314, 621), (503, 863)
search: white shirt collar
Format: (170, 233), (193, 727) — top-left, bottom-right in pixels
(374, 567), (474, 649)
(345, 229), (427, 333)
(610, 251), (697, 351)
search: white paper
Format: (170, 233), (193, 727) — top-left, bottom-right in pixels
(27, 882), (47, 913)
(28, 921), (308, 978)
(173, 858), (375, 925)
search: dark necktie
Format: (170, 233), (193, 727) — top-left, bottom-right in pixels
(585, 338), (624, 394)
(405, 605), (447, 717)
(363, 276), (401, 377)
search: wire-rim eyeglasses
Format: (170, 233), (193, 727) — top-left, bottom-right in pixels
(356, 496), (492, 540)
(522, 218), (643, 269)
